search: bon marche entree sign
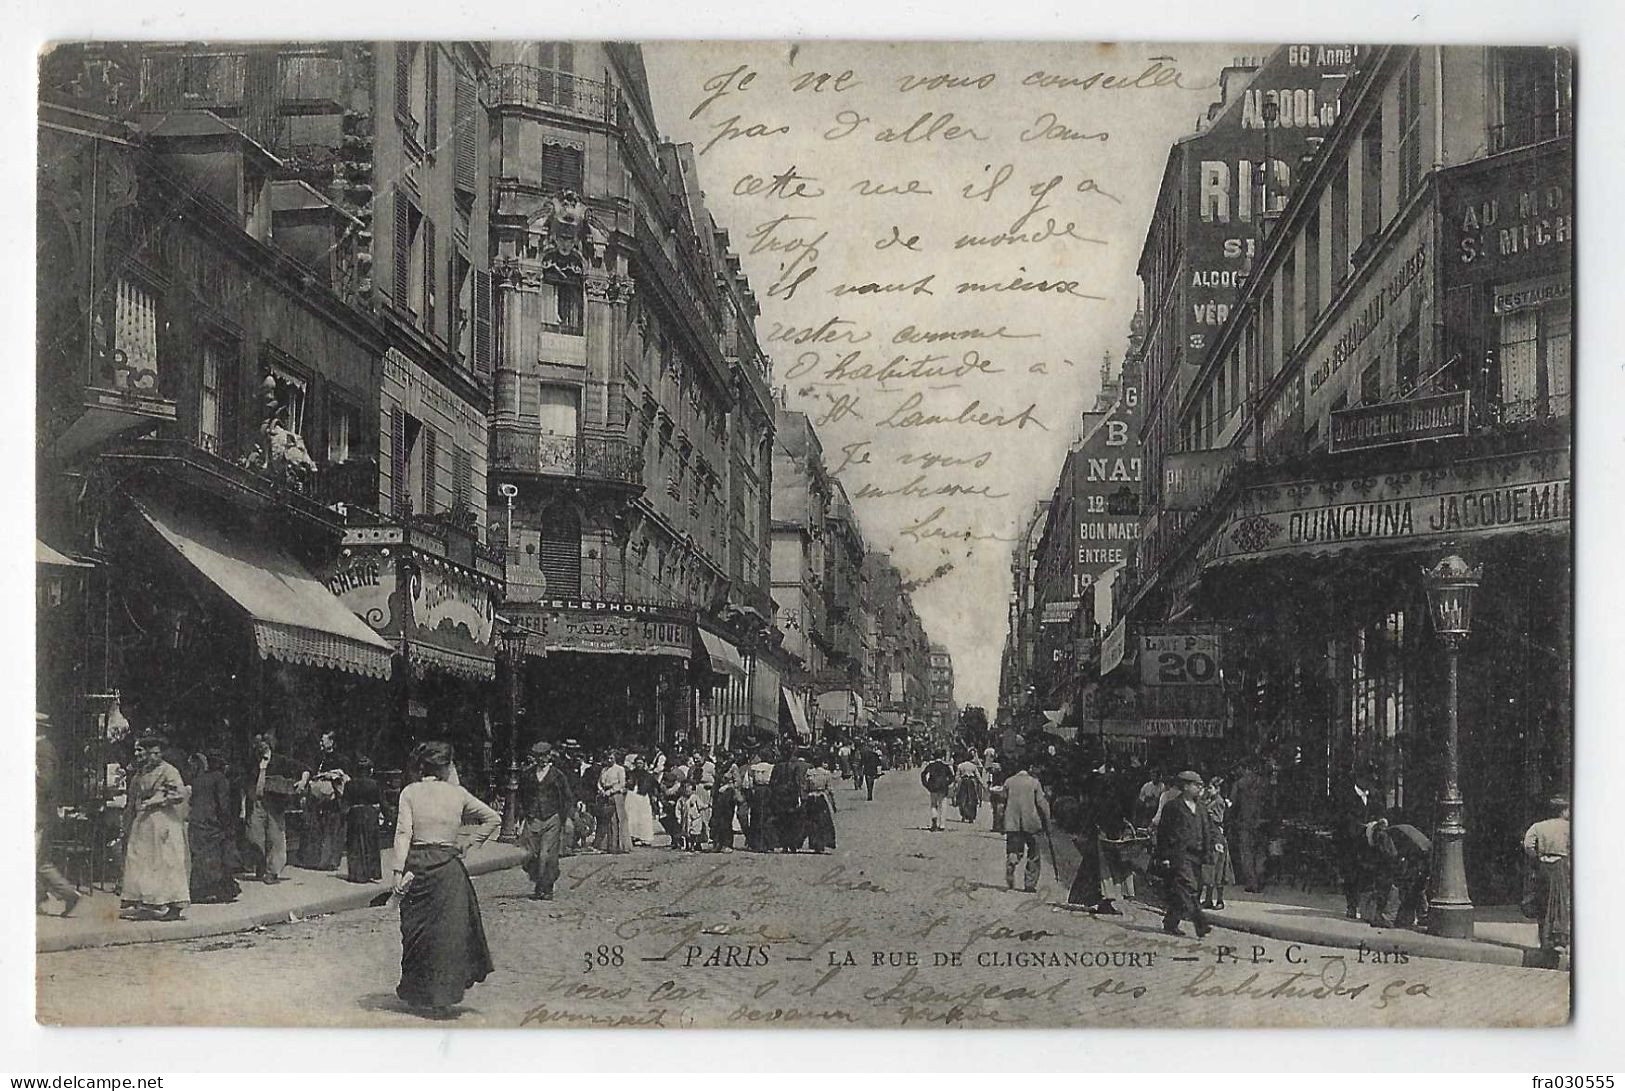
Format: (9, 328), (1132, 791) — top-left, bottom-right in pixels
(1209, 448), (1570, 564)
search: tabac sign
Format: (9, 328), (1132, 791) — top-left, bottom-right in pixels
(1209, 448), (1570, 566)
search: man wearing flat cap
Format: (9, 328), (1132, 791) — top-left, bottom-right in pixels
(1154, 770), (1215, 937)
(519, 741), (576, 901)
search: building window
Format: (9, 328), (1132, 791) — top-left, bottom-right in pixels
(539, 502), (582, 596)
(1331, 166), (1350, 287)
(111, 278), (160, 393)
(452, 250), (473, 364)
(1360, 360), (1383, 406)
(267, 366), (308, 434)
(199, 341), (223, 453)
(1497, 298), (1571, 422)
(1396, 317), (1421, 397)
(1360, 113), (1383, 245)
(541, 143), (585, 194)
(1491, 47), (1573, 155)
(1281, 251), (1297, 354)
(395, 192), (424, 317)
(1304, 211), (1321, 322)
(539, 280), (585, 335)
(328, 399), (359, 464)
(1397, 49), (1424, 202)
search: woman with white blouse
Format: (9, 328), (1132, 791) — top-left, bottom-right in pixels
(391, 741), (501, 1014)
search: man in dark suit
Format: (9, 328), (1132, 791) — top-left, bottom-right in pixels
(1333, 767), (1382, 919)
(519, 741), (577, 900)
(1155, 770), (1214, 938)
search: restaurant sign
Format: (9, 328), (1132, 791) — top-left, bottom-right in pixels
(1328, 390), (1471, 453)
(1210, 448), (1570, 565)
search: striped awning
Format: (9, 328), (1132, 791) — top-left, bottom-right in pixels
(135, 496), (394, 680)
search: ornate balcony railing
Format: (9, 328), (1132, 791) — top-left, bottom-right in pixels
(491, 424), (642, 487)
(488, 64), (619, 125)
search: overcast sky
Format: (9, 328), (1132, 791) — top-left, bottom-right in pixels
(643, 42), (1252, 710)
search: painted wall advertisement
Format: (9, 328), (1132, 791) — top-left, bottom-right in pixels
(1183, 46), (1361, 357)
(1074, 356), (1146, 581)
(1441, 143), (1573, 289)
(1303, 211), (1433, 431)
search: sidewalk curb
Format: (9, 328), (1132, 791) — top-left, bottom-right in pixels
(1141, 899), (1551, 970)
(37, 846), (529, 954)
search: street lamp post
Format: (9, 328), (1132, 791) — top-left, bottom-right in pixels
(1421, 553), (1482, 938)
(498, 627), (528, 842)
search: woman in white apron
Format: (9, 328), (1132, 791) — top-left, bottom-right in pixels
(625, 753), (658, 846)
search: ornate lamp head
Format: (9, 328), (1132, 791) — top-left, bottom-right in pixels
(1422, 553), (1482, 641)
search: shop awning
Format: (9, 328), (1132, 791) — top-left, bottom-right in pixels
(781, 687), (813, 738)
(697, 629), (747, 678)
(135, 496), (394, 680)
(37, 540), (94, 568)
(405, 640), (497, 681)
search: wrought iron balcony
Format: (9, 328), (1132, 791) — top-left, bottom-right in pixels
(488, 64), (620, 125)
(491, 424), (642, 488)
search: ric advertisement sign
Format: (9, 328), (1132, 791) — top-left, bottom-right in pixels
(1182, 45), (1362, 358)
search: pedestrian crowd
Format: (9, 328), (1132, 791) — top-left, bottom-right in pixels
(907, 736), (1572, 959)
(514, 736), (906, 900)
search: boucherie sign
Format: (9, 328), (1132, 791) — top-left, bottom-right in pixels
(1207, 448), (1569, 565)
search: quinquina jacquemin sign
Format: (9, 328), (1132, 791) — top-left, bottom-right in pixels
(1328, 390), (1471, 453)
(1207, 447), (1570, 565)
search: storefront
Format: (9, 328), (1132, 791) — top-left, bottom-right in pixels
(502, 597), (697, 751)
(323, 523), (502, 794)
(1186, 443), (1570, 899)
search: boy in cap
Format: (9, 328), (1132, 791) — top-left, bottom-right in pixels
(520, 741), (576, 900)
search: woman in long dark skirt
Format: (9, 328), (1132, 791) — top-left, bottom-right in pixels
(805, 756), (838, 853)
(392, 741), (501, 1014)
(346, 758), (384, 883)
(769, 745), (809, 852)
(188, 750), (242, 904)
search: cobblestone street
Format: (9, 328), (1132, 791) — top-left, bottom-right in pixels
(36, 770), (1568, 1028)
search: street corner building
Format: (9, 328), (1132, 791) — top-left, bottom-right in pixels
(1002, 45), (1571, 932)
(35, 40), (951, 903)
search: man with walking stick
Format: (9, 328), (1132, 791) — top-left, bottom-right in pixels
(1001, 752), (1050, 893)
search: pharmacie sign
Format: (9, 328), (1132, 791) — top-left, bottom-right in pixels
(1210, 448), (1570, 564)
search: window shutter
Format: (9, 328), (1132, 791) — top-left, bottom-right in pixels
(473, 269), (493, 382)
(422, 425), (439, 514)
(393, 189), (410, 307)
(218, 346), (241, 458)
(423, 216), (437, 333)
(453, 444), (472, 516)
(394, 43), (411, 120)
(424, 46), (438, 150)
(454, 70), (476, 194)
(390, 404), (409, 515)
